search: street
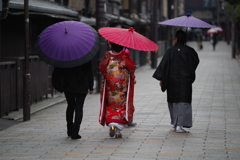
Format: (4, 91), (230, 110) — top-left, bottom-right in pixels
(0, 41), (240, 160)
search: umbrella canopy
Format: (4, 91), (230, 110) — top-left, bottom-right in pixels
(213, 26), (223, 32)
(207, 28), (218, 34)
(98, 27), (158, 51)
(159, 13), (214, 28)
(36, 21), (100, 68)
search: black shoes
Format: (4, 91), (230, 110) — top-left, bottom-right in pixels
(68, 130), (82, 139)
(71, 134), (81, 140)
(71, 125), (81, 139)
(67, 131), (71, 137)
(67, 123), (82, 139)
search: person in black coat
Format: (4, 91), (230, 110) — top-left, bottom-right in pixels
(153, 30), (199, 133)
(53, 60), (94, 139)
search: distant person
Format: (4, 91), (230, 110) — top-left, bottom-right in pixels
(99, 42), (136, 138)
(196, 32), (203, 50)
(52, 60), (94, 139)
(211, 33), (218, 51)
(153, 30), (199, 133)
(212, 33), (218, 51)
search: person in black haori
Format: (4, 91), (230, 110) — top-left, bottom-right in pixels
(53, 60), (94, 139)
(153, 30), (199, 133)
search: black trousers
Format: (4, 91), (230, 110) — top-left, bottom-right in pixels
(64, 92), (87, 127)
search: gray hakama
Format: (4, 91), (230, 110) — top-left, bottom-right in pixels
(168, 102), (192, 128)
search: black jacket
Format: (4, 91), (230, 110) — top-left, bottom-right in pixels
(54, 60), (94, 94)
(153, 43), (199, 103)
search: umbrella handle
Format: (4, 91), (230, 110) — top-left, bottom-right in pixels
(185, 27), (188, 43)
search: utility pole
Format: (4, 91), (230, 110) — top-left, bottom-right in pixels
(231, 18), (236, 58)
(231, 2), (236, 59)
(226, 9), (230, 45)
(0, 0), (10, 58)
(96, 0), (107, 92)
(150, 0), (158, 69)
(23, 0), (31, 121)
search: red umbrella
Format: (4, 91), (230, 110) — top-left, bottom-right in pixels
(98, 27), (158, 51)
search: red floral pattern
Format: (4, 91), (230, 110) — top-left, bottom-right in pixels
(99, 50), (136, 126)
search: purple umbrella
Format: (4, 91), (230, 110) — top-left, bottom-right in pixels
(159, 13), (214, 28)
(36, 21), (99, 68)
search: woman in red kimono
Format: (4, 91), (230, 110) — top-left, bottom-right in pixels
(99, 42), (136, 138)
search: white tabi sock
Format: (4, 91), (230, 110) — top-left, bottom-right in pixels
(176, 126), (183, 130)
(115, 128), (121, 134)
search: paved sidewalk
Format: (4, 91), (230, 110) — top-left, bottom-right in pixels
(0, 41), (240, 160)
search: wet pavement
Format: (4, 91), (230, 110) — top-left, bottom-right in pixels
(0, 41), (240, 160)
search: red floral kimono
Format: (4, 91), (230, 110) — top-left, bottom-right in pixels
(99, 50), (136, 126)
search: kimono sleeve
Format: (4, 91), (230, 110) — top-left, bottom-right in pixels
(152, 48), (171, 92)
(188, 48), (200, 83)
(122, 55), (136, 73)
(152, 62), (162, 81)
(190, 48), (199, 71)
(99, 52), (110, 74)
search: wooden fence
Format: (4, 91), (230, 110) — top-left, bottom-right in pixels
(0, 56), (53, 117)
